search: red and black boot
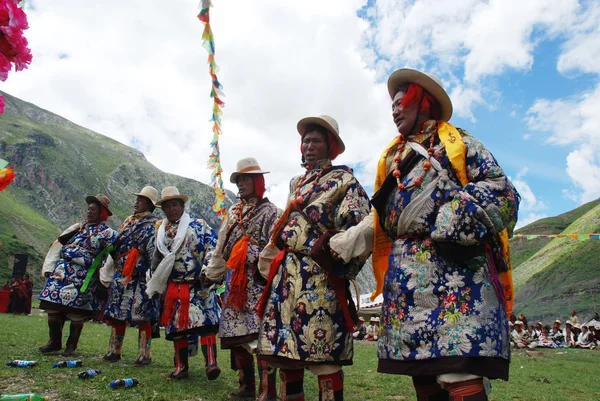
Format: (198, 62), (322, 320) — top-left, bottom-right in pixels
(279, 368), (305, 401)
(168, 337), (189, 380)
(103, 322), (126, 362)
(227, 346), (255, 400)
(133, 322), (152, 366)
(257, 360), (277, 401)
(201, 334), (221, 380)
(318, 370), (344, 401)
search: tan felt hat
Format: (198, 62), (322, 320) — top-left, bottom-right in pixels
(156, 186), (189, 206)
(86, 193), (113, 216)
(387, 68), (453, 122)
(230, 157), (270, 184)
(133, 185), (159, 206)
(297, 114), (345, 154)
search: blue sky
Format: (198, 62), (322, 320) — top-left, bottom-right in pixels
(3, 0), (599, 229)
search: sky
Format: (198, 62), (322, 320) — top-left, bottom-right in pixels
(3, 0), (600, 229)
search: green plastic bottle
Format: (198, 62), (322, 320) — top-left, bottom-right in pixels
(0, 394), (49, 401)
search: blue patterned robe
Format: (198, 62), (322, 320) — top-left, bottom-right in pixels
(39, 222), (117, 315)
(376, 128), (520, 380)
(207, 198), (279, 348)
(104, 212), (159, 323)
(154, 218), (220, 340)
(257, 163), (371, 367)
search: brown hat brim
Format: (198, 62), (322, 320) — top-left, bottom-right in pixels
(387, 69), (453, 122)
(85, 195), (113, 216)
(297, 117), (345, 154)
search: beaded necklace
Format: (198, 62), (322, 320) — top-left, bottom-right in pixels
(393, 120), (437, 191)
(293, 162), (329, 204)
(233, 199), (258, 234)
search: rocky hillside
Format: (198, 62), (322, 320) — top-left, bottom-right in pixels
(511, 199), (600, 323)
(0, 91), (235, 285)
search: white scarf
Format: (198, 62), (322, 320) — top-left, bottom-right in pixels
(146, 212), (191, 297)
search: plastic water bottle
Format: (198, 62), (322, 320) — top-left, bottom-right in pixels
(0, 395), (49, 401)
(5, 360), (38, 368)
(110, 378), (139, 388)
(52, 360), (82, 368)
(78, 369), (102, 379)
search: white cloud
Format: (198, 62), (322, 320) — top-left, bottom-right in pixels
(557, 1), (600, 75)
(515, 212), (548, 229)
(526, 83), (600, 203)
(511, 167), (547, 213)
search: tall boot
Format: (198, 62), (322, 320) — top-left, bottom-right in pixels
(168, 337), (189, 380)
(413, 376), (450, 401)
(257, 359), (277, 401)
(318, 370), (344, 401)
(201, 334), (221, 380)
(279, 368), (305, 401)
(133, 322), (152, 366)
(61, 320), (84, 357)
(447, 379), (487, 401)
(103, 322), (126, 362)
(228, 346), (256, 400)
(39, 312), (64, 353)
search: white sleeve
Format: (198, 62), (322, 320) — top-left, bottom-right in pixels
(329, 210), (375, 263)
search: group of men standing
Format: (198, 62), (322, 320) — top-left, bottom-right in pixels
(37, 68), (520, 401)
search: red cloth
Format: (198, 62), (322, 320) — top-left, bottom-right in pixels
(255, 249), (287, 318)
(225, 236), (250, 312)
(161, 282), (190, 331)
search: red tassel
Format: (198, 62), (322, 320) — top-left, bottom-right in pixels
(225, 236), (250, 312)
(255, 249), (287, 318)
(121, 248), (140, 284)
(0, 166), (16, 191)
(160, 282), (190, 331)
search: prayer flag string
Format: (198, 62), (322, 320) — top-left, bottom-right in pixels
(198, 0), (227, 222)
(513, 233), (600, 241)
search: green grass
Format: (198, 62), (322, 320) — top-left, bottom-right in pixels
(1, 314), (599, 400)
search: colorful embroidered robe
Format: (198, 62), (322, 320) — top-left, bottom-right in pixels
(376, 130), (520, 380)
(154, 218), (220, 340)
(104, 212), (159, 323)
(207, 198), (280, 347)
(257, 163), (371, 366)
(39, 222), (116, 314)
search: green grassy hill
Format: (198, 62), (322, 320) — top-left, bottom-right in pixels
(511, 199), (600, 323)
(0, 91), (235, 285)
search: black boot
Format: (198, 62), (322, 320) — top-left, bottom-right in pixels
(61, 321), (83, 357)
(168, 339), (189, 380)
(39, 320), (64, 354)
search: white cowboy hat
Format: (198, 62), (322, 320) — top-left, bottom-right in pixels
(370, 317), (377, 323)
(230, 157), (270, 184)
(514, 320), (524, 326)
(85, 193), (113, 216)
(132, 185), (159, 206)
(387, 68), (453, 122)
(297, 115), (346, 154)
(155, 186), (189, 206)
(554, 319), (562, 325)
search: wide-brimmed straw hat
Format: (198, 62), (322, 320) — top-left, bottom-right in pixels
(387, 68), (453, 122)
(230, 157), (270, 184)
(132, 185), (159, 206)
(297, 115), (346, 154)
(85, 193), (113, 216)
(514, 320), (524, 326)
(156, 186), (189, 206)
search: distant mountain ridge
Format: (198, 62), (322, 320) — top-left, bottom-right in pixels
(0, 91), (237, 284)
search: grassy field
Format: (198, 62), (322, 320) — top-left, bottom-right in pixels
(0, 312), (599, 401)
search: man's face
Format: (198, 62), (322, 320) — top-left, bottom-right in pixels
(162, 199), (184, 223)
(392, 90), (420, 136)
(134, 196), (152, 214)
(302, 131), (328, 166)
(236, 175), (255, 200)
(87, 202), (101, 223)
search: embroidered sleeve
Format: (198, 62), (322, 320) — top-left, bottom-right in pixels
(431, 134), (520, 246)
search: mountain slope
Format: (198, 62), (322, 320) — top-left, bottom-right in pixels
(511, 200), (600, 322)
(0, 91), (235, 284)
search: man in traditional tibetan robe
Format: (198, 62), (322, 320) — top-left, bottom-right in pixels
(256, 115), (371, 401)
(39, 194), (117, 356)
(101, 186), (160, 366)
(329, 68), (520, 400)
(146, 186), (220, 380)
(205, 157), (280, 401)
